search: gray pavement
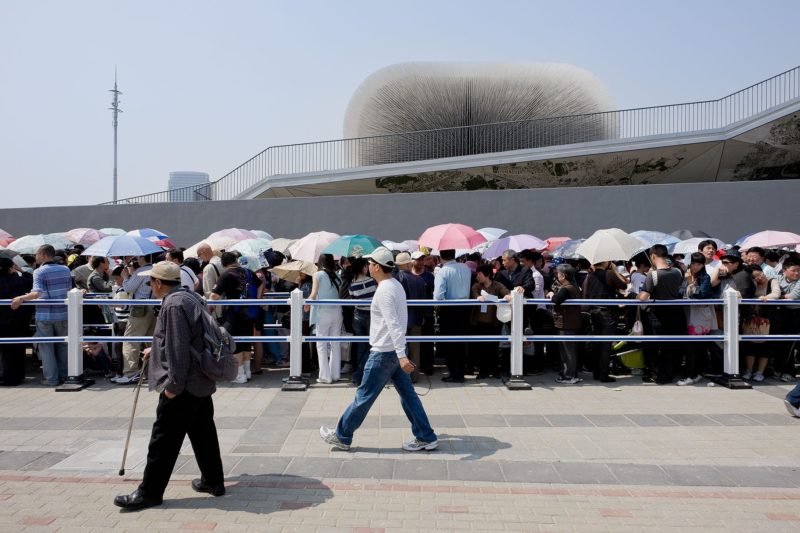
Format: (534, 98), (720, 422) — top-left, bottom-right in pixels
(1, 369), (799, 531)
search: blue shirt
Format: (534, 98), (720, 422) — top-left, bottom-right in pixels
(433, 261), (472, 301)
(31, 262), (72, 321)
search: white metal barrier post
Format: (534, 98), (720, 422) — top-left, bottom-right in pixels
(715, 287), (749, 389)
(57, 288), (94, 392)
(505, 290), (531, 390)
(282, 288), (308, 391)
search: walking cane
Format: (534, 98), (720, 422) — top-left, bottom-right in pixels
(119, 358), (148, 476)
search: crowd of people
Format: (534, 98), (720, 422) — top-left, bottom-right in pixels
(1, 237), (799, 397)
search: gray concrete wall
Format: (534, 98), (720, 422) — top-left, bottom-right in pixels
(0, 180), (797, 247)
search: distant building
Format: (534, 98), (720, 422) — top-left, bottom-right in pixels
(168, 171), (210, 202)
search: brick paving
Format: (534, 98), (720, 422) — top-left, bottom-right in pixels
(0, 369), (799, 531)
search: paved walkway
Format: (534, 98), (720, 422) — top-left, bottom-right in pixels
(1, 369), (799, 532)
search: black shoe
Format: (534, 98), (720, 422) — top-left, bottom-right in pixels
(191, 478), (225, 496)
(441, 376), (465, 383)
(598, 376), (616, 383)
(113, 489), (162, 511)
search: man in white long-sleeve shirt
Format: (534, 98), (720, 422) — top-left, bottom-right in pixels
(320, 247), (438, 452)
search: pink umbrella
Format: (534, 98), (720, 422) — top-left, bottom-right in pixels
(417, 223), (486, 251)
(287, 231), (340, 262)
(0, 237), (14, 247)
(544, 236), (572, 252)
(0, 229), (12, 239)
(66, 228), (104, 246)
(739, 230), (800, 250)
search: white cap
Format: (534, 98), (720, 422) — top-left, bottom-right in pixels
(411, 251), (425, 260)
(363, 246), (395, 268)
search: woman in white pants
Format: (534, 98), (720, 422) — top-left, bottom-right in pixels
(306, 254), (343, 383)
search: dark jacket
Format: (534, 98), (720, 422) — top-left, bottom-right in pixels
(688, 268), (714, 299)
(496, 264), (535, 297)
(551, 283), (582, 330)
(394, 270), (427, 327)
(0, 272), (33, 337)
(148, 287), (215, 397)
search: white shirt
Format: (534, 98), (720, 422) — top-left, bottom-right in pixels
(202, 256), (223, 297)
(179, 265), (198, 291)
(532, 268), (545, 309)
(369, 278), (408, 358)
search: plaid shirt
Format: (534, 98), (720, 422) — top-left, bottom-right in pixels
(31, 262), (72, 321)
(148, 287), (216, 397)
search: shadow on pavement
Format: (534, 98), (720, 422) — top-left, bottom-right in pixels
(157, 474), (333, 513)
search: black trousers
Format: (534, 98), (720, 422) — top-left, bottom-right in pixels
(589, 307), (616, 379)
(472, 321), (501, 376)
(647, 309), (687, 382)
(420, 314), (435, 375)
(139, 391), (224, 499)
(0, 343), (26, 386)
(438, 306), (469, 380)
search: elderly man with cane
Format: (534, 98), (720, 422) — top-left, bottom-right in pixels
(320, 247), (438, 452)
(114, 262), (225, 511)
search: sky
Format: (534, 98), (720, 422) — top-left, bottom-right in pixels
(1, 0), (799, 209)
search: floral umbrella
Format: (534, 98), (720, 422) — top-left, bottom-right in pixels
(66, 228), (104, 246)
(552, 239), (585, 259)
(323, 235), (382, 258)
(230, 238), (274, 271)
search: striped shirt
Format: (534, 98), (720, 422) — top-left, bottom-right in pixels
(31, 262), (72, 321)
(349, 276), (377, 311)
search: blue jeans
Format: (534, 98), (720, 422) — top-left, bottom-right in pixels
(787, 384), (800, 408)
(336, 350), (437, 446)
(36, 320), (68, 384)
(351, 310), (371, 384)
(261, 310), (284, 364)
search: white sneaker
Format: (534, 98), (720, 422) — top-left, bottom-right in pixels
(676, 377), (694, 386)
(780, 374), (795, 383)
(402, 438), (439, 452)
(232, 365), (247, 384)
(316, 378), (332, 384)
(742, 371), (752, 380)
(114, 372), (140, 385)
(783, 400), (800, 418)
(319, 426), (350, 450)
(753, 372), (765, 382)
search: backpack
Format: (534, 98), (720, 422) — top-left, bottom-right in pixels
(240, 269), (261, 321)
(188, 293), (238, 381)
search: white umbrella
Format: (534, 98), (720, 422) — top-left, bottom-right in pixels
(672, 237), (726, 256)
(9, 234), (73, 254)
(270, 238), (296, 254)
(249, 229), (274, 241)
(287, 231), (340, 262)
(99, 227), (126, 236)
(477, 227), (508, 241)
(575, 228), (644, 264)
(382, 240), (410, 252)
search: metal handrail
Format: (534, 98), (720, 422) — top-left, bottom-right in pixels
(107, 65), (800, 205)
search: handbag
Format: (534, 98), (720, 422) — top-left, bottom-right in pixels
(687, 305), (717, 335)
(742, 312), (770, 342)
(631, 307), (644, 336)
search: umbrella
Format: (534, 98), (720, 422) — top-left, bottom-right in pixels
(738, 230), (800, 250)
(483, 234), (547, 258)
(270, 238), (296, 254)
(270, 260), (317, 284)
(402, 240), (419, 252)
(672, 237), (726, 256)
(670, 229), (710, 240)
(230, 238), (274, 270)
(66, 228), (104, 246)
(154, 238), (177, 249)
(99, 227), (126, 236)
(8, 234), (73, 254)
(477, 227), (508, 241)
(0, 237), (15, 247)
(82, 235), (163, 257)
(544, 237), (572, 252)
(575, 228), (643, 264)
(382, 240), (410, 252)
(0, 248), (19, 260)
(417, 223), (486, 251)
(208, 228), (257, 242)
(127, 228), (169, 241)
(287, 231), (340, 262)
(323, 235), (382, 258)
(249, 230), (274, 241)
(630, 230), (680, 248)
(552, 239), (586, 259)
(0, 229), (12, 239)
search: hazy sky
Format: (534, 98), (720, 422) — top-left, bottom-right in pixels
(1, 0), (799, 209)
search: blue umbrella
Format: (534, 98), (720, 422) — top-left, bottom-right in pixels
(322, 234), (382, 258)
(127, 228), (169, 241)
(631, 230), (680, 248)
(82, 235), (163, 257)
